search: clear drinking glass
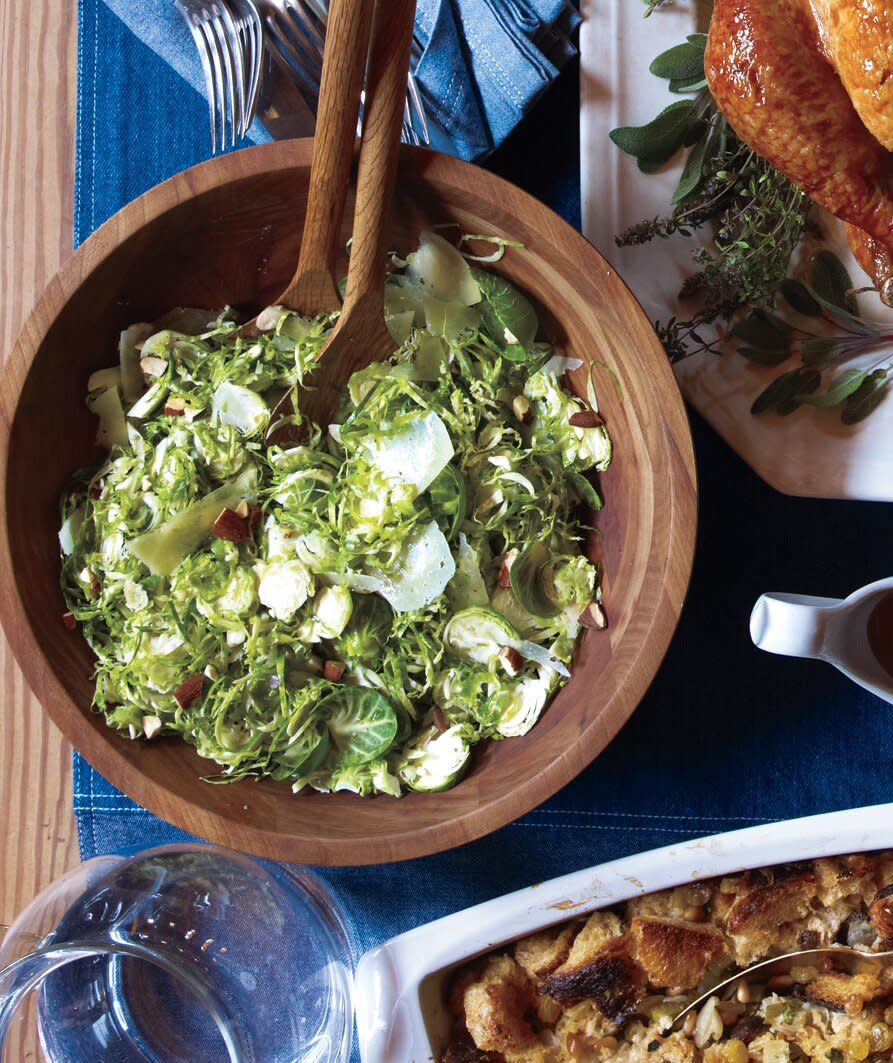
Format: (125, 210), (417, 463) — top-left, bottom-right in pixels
(0, 845), (353, 1063)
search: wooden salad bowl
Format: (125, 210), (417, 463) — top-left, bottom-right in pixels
(0, 142), (697, 866)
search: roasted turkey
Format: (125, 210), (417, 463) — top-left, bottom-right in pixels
(705, 0), (893, 295)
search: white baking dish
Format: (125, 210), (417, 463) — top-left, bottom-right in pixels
(355, 803), (893, 1063)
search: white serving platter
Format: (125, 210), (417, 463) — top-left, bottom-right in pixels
(578, 0), (893, 502)
(355, 803), (893, 1062)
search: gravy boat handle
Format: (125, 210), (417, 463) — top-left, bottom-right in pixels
(749, 592), (841, 659)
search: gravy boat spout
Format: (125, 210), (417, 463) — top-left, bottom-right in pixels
(750, 576), (893, 705)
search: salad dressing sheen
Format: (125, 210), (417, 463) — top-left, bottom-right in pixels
(867, 592), (893, 679)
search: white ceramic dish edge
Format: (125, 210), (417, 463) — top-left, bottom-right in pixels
(355, 803), (893, 1063)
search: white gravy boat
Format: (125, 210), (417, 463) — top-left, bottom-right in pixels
(750, 576), (893, 705)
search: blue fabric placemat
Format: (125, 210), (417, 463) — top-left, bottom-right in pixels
(73, 0), (893, 968)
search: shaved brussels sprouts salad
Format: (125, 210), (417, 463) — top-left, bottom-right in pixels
(59, 231), (612, 797)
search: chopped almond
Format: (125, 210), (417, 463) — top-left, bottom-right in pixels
(433, 707), (448, 733)
(512, 395), (532, 423)
(164, 396), (186, 416)
(139, 355), (167, 377)
(323, 660), (345, 682)
(233, 499), (250, 519)
(579, 602), (607, 630)
(569, 410), (604, 429)
(497, 549), (518, 589)
(142, 715), (162, 739)
(498, 645), (524, 677)
(173, 674), (203, 710)
(211, 507), (249, 543)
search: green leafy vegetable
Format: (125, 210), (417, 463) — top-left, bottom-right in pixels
(735, 252), (893, 422)
(471, 268), (539, 351)
(59, 237), (612, 797)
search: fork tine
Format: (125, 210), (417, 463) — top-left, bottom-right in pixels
(218, 1), (247, 143)
(406, 71), (428, 144)
(177, 2), (220, 153)
(269, 8), (323, 82)
(199, 17), (227, 151)
(265, 13), (322, 102)
(207, 5), (239, 148)
(284, 0), (327, 53)
(243, 11), (263, 132)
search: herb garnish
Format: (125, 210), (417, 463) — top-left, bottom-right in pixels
(609, 23), (892, 424)
(610, 33), (810, 360)
(738, 252), (892, 423)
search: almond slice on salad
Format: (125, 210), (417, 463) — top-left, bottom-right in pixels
(173, 674), (204, 710)
(211, 507), (250, 543)
(569, 410), (605, 429)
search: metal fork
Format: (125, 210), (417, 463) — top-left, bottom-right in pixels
(258, 0), (430, 144)
(176, 0), (262, 152)
(229, 0), (264, 136)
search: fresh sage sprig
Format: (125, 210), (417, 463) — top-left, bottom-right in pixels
(736, 252), (892, 424)
(609, 32), (811, 362)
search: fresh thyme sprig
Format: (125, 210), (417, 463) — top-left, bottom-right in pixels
(610, 34), (811, 345)
(608, 25), (891, 423)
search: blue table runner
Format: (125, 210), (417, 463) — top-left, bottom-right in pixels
(74, 0), (893, 964)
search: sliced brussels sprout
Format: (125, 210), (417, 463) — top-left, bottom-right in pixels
(127, 380), (168, 420)
(428, 464), (467, 540)
(398, 723), (470, 792)
(304, 585), (353, 640)
(496, 676), (551, 737)
(270, 722), (330, 780)
(318, 685), (398, 765)
(447, 534), (489, 610)
(256, 558), (314, 621)
(212, 381), (268, 436)
(510, 540), (560, 618)
(444, 606), (522, 669)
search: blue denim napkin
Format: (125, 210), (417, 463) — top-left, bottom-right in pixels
(100, 0), (579, 158)
(74, 0), (893, 993)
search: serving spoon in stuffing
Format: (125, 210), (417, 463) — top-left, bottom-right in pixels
(672, 947), (893, 1031)
(258, 0), (417, 441)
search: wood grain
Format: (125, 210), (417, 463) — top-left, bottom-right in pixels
(0, 141), (698, 867)
(271, 0), (374, 319)
(0, 0), (79, 1054)
(302, 0), (415, 425)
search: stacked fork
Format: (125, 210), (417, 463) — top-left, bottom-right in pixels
(177, 0), (429, 152)
(175, 0), (264, 152)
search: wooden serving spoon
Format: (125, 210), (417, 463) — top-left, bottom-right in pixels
(278, 0), (418, 433)
(243, 0), (376, 331)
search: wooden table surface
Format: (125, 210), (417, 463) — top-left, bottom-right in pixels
(0, 0), (80, 942)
